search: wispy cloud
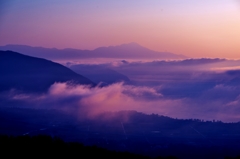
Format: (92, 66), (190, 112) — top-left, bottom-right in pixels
(2, 59), (240, 122)
(2, 80), (240, 122)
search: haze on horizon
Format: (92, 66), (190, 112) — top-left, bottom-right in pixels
(0, 0), (240, 59)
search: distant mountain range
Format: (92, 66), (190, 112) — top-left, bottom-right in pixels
(0, 43), (187, 60)
(0, 51), (95, 92)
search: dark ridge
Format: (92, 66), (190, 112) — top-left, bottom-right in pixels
(1, 108), (240, 159)
(0, 135), (176, 159)
(69, 64), (130, 85)
(0, 50), (95, 92)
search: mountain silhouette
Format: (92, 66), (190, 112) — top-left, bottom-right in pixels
(0, 43), (187, 61)
(92, 42), (186, 59)
(0, 51), (95, 92)
(69, 64), (130, 85)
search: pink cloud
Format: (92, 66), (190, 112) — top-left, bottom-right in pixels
(5, 82), (240, 122)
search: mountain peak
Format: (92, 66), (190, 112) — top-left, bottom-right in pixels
(121, 42), (141, 46)
(0, 44), (187, 60)
(118, 42), (144, 49)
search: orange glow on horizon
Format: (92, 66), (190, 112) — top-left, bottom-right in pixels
(0, 0), (239, 58)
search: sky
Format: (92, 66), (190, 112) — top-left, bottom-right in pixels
(0, 0), (240, 58)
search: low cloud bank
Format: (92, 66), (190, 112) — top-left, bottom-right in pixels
(2, 58), (240, 122)
(1, 81), (240, 122)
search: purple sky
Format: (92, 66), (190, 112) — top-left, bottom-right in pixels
(0, 0), (240, 58)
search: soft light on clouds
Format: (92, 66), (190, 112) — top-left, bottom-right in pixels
(2, 80), (240, 122)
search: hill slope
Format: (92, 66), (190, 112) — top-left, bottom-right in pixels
(0, 50), (95, 92)
(69, 64), (130, 85)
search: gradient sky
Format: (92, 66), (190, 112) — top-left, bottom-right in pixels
(0, 0), (240, 58)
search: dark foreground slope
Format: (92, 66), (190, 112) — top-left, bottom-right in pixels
(0, 135), (177, 159)
(1, 108), (240, 159)
(0, 50), (95, 92)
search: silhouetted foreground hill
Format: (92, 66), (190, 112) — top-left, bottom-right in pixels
(0, 135), (177, 159)
(1, 108), (240, 159)
(0, 43), (187, 60)
(0, 50), (95, 92)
